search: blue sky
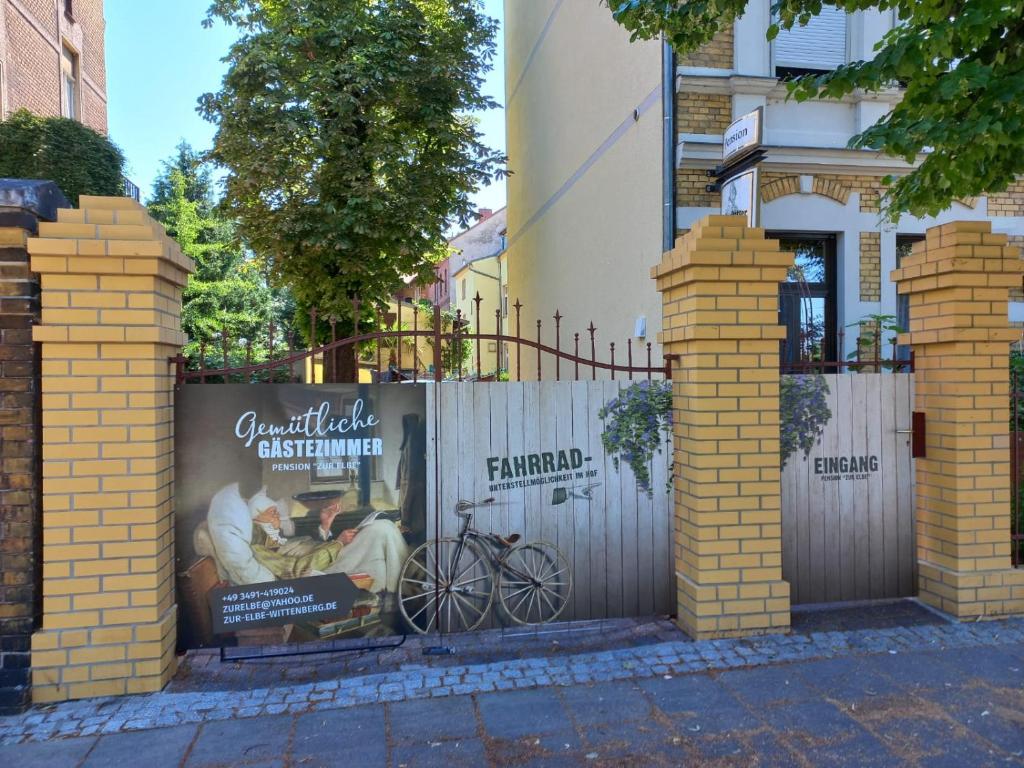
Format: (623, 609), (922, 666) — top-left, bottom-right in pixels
(106, 0), (507, 213)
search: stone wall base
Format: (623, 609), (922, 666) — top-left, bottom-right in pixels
(674, 571), (791, 639)
(30, 606), (177, 703)
(918, 561), (1024, 620)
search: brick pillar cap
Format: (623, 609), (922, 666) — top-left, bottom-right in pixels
(0, 180), (70, 224)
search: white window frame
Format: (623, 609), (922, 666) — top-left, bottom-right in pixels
(61, 42), (80, 121)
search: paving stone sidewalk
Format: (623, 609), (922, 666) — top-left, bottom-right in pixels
(3, 629), (1023, 766)
(1, 605), (1023, 753)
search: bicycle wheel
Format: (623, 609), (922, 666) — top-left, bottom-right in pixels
(398, 538), (495, 635)
(498, 541), (572, 626)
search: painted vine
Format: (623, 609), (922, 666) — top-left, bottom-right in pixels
(598, 380), (673, 496)
(600, 374), (831, 493)
(780, 374), (832, 468)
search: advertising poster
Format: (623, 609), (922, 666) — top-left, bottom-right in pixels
(720, 168), (759, 227)
(175, 384), (427, 649)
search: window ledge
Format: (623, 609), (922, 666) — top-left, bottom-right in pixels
(677, 74), (904, 105)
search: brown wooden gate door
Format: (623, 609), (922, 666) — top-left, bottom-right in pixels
(781, 373), (916, 604)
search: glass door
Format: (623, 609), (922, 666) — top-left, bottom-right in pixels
(771, 234), (837, 372)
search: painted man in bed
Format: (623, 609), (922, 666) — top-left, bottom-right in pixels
(205, 483), (408, 594)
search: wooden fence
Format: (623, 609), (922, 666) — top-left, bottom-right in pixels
(781, 373), (916, 604)
(425, 381), (675, 623)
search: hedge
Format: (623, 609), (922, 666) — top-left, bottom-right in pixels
(0, 109), (125, 206)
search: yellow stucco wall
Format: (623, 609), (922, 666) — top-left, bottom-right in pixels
(453, 256), (501, 375)
(504, 0), (664, 379)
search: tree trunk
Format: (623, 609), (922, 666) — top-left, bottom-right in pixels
(334, 345), (358, 383)
(323, 346), (335, 383)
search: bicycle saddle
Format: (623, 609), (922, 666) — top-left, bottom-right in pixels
(495, 533), (521, 547)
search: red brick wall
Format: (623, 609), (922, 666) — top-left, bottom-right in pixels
(0, 225), (41, 714)
(4, 8), (60, 119)
(73, 0), (106, 134)
(1, 0), (107, 134)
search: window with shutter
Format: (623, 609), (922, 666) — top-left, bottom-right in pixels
(773, 6), (848, 77)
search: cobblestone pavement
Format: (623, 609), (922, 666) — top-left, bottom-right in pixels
(1, 605), (1022, 766)
(171, 616), (686, 694)
(164, 601), (947, 695)
(3, 633), (1023, 767)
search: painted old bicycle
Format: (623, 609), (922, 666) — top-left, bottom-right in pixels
(398, 498), (572, 634)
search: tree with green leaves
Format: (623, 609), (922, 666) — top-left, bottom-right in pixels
(149, 141), (215, 214)
(609, 1), (1024, 219)
(198, 0), (505, 380)
(147, 143), (294, 372)
(0, 109), (125, 206)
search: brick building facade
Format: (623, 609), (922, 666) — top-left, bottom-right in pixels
(505, 1), (1024, 369)
(672, 7), (1024, 359)
(0, 0), (107, 134)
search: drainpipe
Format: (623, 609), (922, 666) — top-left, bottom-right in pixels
(662, 36), (676, 253)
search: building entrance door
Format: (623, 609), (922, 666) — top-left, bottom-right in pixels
(773, 234), (838, 371)
(780, 374), (917, 604)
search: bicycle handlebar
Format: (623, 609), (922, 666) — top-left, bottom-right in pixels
(455, 497), (495, 513)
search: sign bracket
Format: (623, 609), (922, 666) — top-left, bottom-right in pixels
(706, 149), (768, 186)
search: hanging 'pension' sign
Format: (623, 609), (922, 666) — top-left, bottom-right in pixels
(722, 107), (763, 164)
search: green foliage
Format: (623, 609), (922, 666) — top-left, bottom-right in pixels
(0, 109), (124, 205)
(199, 0), (506, 328)
(608, 1), (1024, 219)
(1012, 349), (1024, 563)
(599, 380), (673, 495)
(150, 141), (215, 214)
(847, 313), (903, 343)
(1011, 348), (1024, 430)
(780, 374), (832, 468)
(356, 299), (471, 377)
(147, 143), (294, 368)
(417, 301), (472, 378)
(846, 313), (904, 365)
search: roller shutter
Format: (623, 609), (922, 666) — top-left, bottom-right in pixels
(773, 6), (848, 71)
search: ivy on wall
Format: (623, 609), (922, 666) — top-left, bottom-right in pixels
(0, 110), (125, 206)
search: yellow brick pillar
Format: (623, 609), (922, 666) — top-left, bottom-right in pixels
(652, 214), (793, 639)
(28, 196), (194, 702)
(893, 221), (1024, 619)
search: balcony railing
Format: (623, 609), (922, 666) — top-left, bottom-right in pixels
(122, 176), (140, 202)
